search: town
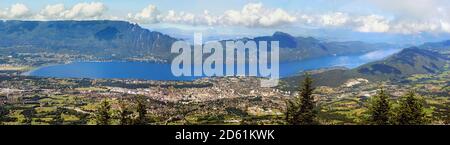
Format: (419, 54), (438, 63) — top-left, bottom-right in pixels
(0, 51), (448, 125)
(170, 34), (280, 87)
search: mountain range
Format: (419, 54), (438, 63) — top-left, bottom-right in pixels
(225, 31), (397, 61)
(420, 40), (450, 52)
(283, 45), (450, 88)
(0, 20), (178, 60)
(1, 20), (448, 87)
(0, 20), (397, 61)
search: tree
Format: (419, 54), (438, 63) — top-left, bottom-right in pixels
(118, 99), (133, 125)
(444, 109), (450, 125)
(134, 96), (148, 125)
(286, 73), (316, 125)
(52, 112), (63, 125)
(393, 91), (426, 125)
(22, 108), (35, 125)
(367, 88), (391, 125)
(96, 99), (111, 125)
(240, 117), (260, 125)
(0, 105), (5, 116)
(0, 105), (5, 125)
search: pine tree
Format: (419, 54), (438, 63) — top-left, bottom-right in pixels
(0, 105), (5, 125)
(52, 111), (63, 125)
(118, 99), (132, 125)
(96, 99), (111, 125)
(394, 91), (426, 125)
(444, 108), (450, 125)
(367, 88), (391, 125)
(285, 100), (296, 124)
(134, 96), (148, 125)
(286, 73), (316, 125)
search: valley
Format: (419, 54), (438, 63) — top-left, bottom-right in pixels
(0, 47), (448, 125)
(0, 20), (449, 125)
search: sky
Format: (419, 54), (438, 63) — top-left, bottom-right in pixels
(1, 0), (450, 44)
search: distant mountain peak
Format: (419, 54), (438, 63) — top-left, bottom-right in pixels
(420, 39), (450, 51)
(0, 20), (395, 62)
(357, 48), (448, 76)
(444, 40), (450, 44)
(283, 45), (449, 87)
(0, 20), (178, 60)
(396, 47), (448, 60)
(272, 31), (293, 37)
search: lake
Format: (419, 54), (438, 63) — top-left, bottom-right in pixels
(26, 49), (401, 80)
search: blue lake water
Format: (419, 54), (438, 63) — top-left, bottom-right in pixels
(26, 49), (401, 80)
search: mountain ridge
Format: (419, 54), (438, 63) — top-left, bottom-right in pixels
(226, 31), (397, 61)
(282, 44), (450, 88)
(0, 20), (397, 62)
(0, 20), (179, 60)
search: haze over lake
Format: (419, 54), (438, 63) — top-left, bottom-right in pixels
(26, 49), (401, 81)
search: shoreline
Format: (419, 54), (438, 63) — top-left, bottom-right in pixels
(20, 63), (67, 76)
(19, 49), (399, 81)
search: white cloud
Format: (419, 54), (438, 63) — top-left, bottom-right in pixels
(220, 3), (296, 27)
(392, 21), (438, 34)
(10, 3), (30, 18)
(388, 19), (450, 34)
(200, 10), (219, 26)
(0, 3), (31, 19)
(161, 10), (220, 26)
(1, 2), (106, 20)
(441, 21), (450, 33)
(361, 0), (450, 34)
(258, 8), (297, 27)
(289, 12), (391, 33)
(36, 4), (65, 19)
(366, 0), (448, 19)
(359, 48), (401, 61)
(128, 3), (296, 27)
(354, 15), (390, 33)
(317, 12), (349, 27)
(62, 2), (107, 19)
(127, 4), (161, 24)
(163, 10), (195, 24)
